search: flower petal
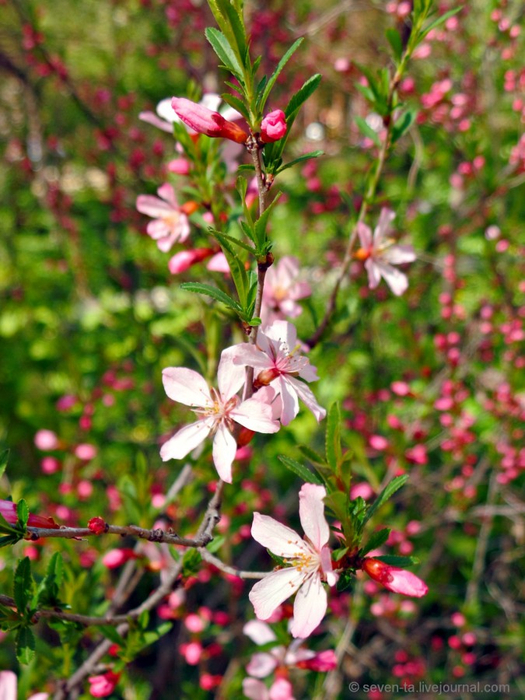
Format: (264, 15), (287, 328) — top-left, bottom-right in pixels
(243, 619), (277, 646)
(162, 367), (212, 407)
(249, 567), (304, 621)
(373, 208), (396, 246)
(375, 261), (409, 296)
(136, 195), (174, 219)
(286, 377), (326, 422)
(357, 221), (372, 250)
(232, 343), (273, 371)
(289, 572), (327, 639)
(242, 678), (269, 700)
(217, 346), (247, 399)
(246, 652), (279, 679)
(382, 244), (416, 265)
(364, 258), (381, 289)
(160, 419), (212, 461)
(298, 484), (329, 550)
(251, 513), (311, 558)
(212, 423), (237, 483)
(231, 399), (280, 434)
(278, 376), (299, 426)
(139, 111), (173, 133)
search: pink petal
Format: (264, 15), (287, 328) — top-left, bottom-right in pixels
(136, 195), (174, 219)
(278, 376), (299, 426)
(160, 419), (213, 461)
(286, 377), (326, 422)
(230, 399), (280, 434)
(243, 619), (277, 646)
(298, 484), (329, 550)
(373, 208), (396, 246)
(320, 546), (339, 586)
(357, 221), (373, 250)
(246, 652), (278, 678)
(146, 219), (171, 240)
(212, 423), (237, 483)
(269, 678), (295, 700)
(138, 111), (173, 133)
(242, 678), (269, 700)
(162, 367), (212, 407)
(251, 513), (310, 558)
(289, 572), (327, 638)
(289, 281), (311, 301)
(0, 671), (17, 700)
(232, 343), (273, 371)
(382, 244), (416, 265)
(364, 258), (381, 289)
(249, 567), (304, 621)
(217, 346), (247, 400)
(207, 252), (230, 273)
(375, 261), (409, 296)
(157, 182), (178, 207)
(264, 319), (297, 350)
(383, 568), (428, 597)
(298, 362), (319, 383)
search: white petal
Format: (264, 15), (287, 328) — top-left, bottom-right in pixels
(160, 419), (212, 461)
(162, 367), (212, 407)
(139, 111), (173, 133)
(298, 362), (319, 383)
(264, 320), (297, 350)
(299, 483), (329, 550)
(278, 376), (299, 426)
(156, 97), (178, 124)
(286, 377), (326, 422)
(212, 423), (237, 483)
(242, 678), (269, 700)
(375, 261), (409, 296)
(249, 567), (304, 621)
(289, 573), (327, 638)
(231, 399), (280, 434)
(136, 195), (174, 219)
(232, 343), (273, 370)
(217, 346), (247, 399)
(382, 244), (416, 264)
(251, 513), (311, 558)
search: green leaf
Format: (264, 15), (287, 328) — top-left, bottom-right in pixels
(275, 150), (323, 175)
(220, 92), (250, 121)
(14, 557), (33, 615)
(16, 626), (35, 664)
(0, 510), (18, 536)
(385, 27), (403, 62)
(417, 6), (462, 43)
(362, 475), (409, 527)
(0, 449), (9, 479)
(298, 444), (327, 466)
(285, 74), (322, 121)
(98, 625), (127, 646)
(37, 552), (64, 607)
(205, 27), (244, 79)
(361, 528), (391, 556)
(354, 82), (377, 105)
(211, 231), (249, 308)
(325, 403), (342, 471)
(354, 116), (381, 148)
(253, 192), (282, 250)
(16, 499), (29, 529)
(258, 38), (304, 112)
(374, 554), (419, 568)
(213, 229), (254, 255)
(277, 455), (323, 485)
(392, 109), (417, 142)
(206, 534), (225, 554)
(181, 282), (242, 314)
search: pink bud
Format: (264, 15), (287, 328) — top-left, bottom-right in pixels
(297, 649), (337, 671)
(88, 517), (107, 535)
(362, 558), (428, 597)
(75, 443), (97, 461)
(260, 109), (287, 143)
(171, 97), (248, 144)
(88, 671), (120, 698)
(34, 429), (59, 451)
(167, 157), (191, 175)
(168, 248), (214, 274)
(102, 548), (136, 569)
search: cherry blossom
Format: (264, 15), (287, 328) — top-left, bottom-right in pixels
(160, 348), (280, 483)
(356, 209), (416, 296)
(249, 484), (338, 638)
(262, 256), (311, 323)
(136, 183), (190, 252)
(362, 558), (428, 597)
(233, 321), (326, 426)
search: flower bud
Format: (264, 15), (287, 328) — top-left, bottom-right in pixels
(88, 517), (107, 535)
(260, 109), (287, 143)
(171, 97), (248, 144)
(362, 557), (428, 597)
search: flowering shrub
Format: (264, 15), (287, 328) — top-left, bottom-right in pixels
(0, 0), (524, 697)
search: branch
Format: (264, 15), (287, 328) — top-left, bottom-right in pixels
(198, 548), (267, 580)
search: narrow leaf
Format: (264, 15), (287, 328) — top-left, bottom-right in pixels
(361, 528), (391, 556)
(391, 109), (417, 142)
(180, 282), (242, 313)
(220, 92), (250, 121)
(354, 116), (381, 148)
(0, 449), (9, 479)
(374, 554), (419, 567)
(325, 403), (342, 471)
(205, 27), (244, 78)
(259, 38), (304, 111)
(298, 444), (328, 466)
(277, 455), (323, 485)
(14, 557), (33, 614)
(363, 474), (409, 526)
(285, 74), (322, 121)
(16, 627), (35, 665)
(418, 7), (462, 42)
(16, 499), (29, 529)
(275, 150), (323, 175)
(385, 28), (403, 62)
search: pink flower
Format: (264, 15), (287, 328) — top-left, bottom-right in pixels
(260, 110), (287, 143)
(168, 248), (214, 274)
(167, 157), (191, 175)
(362, 558), (428, 597)
(136, 183), (190, 252)
(262, 256), (311, 323)
(243, 677), (295, 700)
(233, 321), (326, 426)
(0, 671), (48, 700)
(160, 348), (280, 483)
(102, 548), (137, 569)
(34, 429), (58, 451)
(249, 484), (338, 638)
(88, 671), (120, 698)
(356, 209), (416, 296)
(171, 97), (248, 144)
(139, 94), (240, 133)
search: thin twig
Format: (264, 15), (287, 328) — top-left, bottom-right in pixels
(198, 548), (267, 580)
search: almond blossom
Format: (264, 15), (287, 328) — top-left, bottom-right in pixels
(249, 484), (338, 639)
(356, 209), (416, 296)
(160, 348), (280, 483)
(362, 557), (428, 597)
(136, 183), (190, 252)
(233, 321), (325, 426)
(261, 256), (311, 324)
